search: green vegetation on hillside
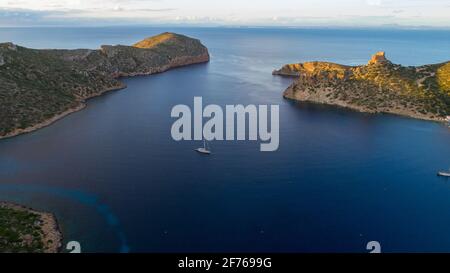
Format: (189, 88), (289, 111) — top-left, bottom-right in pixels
(274, 52), (450, 120)
(0, 205), (46, 253)
(0, 33), (209, 138)
(437, 62), (450, 93)
(0, 43), (121, 136)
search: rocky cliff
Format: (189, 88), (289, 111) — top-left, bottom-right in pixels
(0, 33), (209, 138)
(0, 202), (62, 253)
(274, 52), (450, 121)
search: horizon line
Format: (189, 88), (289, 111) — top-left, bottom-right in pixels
(0, 24), (449, 30)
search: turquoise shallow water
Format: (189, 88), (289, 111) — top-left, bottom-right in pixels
(0, 27), (449, 252)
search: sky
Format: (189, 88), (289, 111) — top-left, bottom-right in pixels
(0, 0), (449, 28)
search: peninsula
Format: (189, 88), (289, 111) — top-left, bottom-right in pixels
(273, 52), (450, 122)
(0, 32), (210, 139)
(0, 202), (62, 253)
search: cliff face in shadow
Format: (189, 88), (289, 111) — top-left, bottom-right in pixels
(53, 32), (210, 77)
(0, 32), (209, 138)
(274, 52), (450, 122)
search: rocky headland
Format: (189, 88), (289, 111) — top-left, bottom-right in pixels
(0, 202), (62, 253)
(274, 52), (450, 122)
(0, 32), (210, 139)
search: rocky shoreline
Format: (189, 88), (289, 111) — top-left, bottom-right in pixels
(282, 81), (446, 122)
(0, 83), (127, 140)
(113, 53), (210, 78)
(283, 92), (446, 122)
(274, 52), (450, 123)
(0, 202), (62, 253)
(0, 52), (210, 140)
(0, 32), (210, 139)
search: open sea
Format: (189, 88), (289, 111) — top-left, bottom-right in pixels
(0, 27), (449, 252)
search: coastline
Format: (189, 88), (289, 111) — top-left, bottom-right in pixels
(0, 202), (62, 253)
(113, 53), (210, 78)
(0, 54), (209, 140)
(0, 83), (127, 140)
(283, 90), (447, 123)
(275, 53), (450, 124)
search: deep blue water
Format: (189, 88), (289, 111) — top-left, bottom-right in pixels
(0, 27), (450, 253)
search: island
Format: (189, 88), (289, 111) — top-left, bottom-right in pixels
(0, 32), (210, 139)
(273, 52), (450, 122)
(0, 202), (62, 253)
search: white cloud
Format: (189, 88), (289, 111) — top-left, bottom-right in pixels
(366, 0), (382, 6)
(0, 0), (448, 27)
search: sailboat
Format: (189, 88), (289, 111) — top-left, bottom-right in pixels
(438, 168), (450, 177)
(195, 139), (211, 155)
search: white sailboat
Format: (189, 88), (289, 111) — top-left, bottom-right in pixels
(195, 139), (211, 155)
(438, 168), (450, 177)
